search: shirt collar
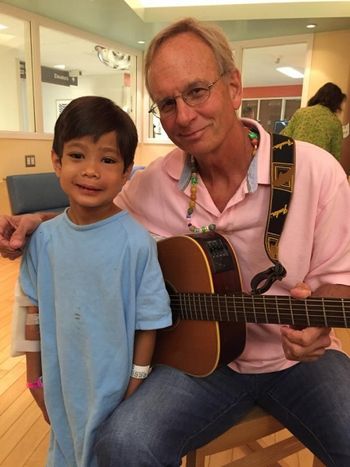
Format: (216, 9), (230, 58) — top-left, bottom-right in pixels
(177, 126), (260, 193)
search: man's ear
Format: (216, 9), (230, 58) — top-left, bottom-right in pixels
(226, 68), (243, 110)
(51, 151), (62, 177)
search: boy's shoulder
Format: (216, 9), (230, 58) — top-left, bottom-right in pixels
(119, 211), (152, 240)
(33, 211), (65, 237)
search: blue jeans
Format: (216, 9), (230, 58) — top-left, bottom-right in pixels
(95, 350), (350, 466)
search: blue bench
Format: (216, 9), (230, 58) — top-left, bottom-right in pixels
(6, 172), (69, 215)
(6, 166), (145, 215)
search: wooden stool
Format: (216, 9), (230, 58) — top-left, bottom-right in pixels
(186, 406), (325, 467)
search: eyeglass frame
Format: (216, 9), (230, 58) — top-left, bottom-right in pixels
(148, 72), (226, 118)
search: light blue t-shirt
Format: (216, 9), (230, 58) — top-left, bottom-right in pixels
(20, 210), (172, 467)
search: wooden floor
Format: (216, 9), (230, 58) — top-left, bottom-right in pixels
(0, 257), (50, 467)
(1, 255), (349, 466)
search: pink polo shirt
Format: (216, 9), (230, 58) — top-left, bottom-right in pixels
(116, 121), (350, 373)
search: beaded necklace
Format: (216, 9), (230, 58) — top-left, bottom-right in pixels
(186, 128), (259, 233)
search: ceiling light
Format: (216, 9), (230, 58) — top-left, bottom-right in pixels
(54, 64), (66, 70)
(306, 23), (317, 29)
(137, 40), (145, 44)
(95, 45), (131, 70)
(276, 67), (304, 79)
(0, 24), (8, 30)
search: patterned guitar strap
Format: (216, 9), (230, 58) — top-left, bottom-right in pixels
(250, 133), (295, 295)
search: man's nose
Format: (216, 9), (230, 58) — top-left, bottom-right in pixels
(174, 97), (196, 125)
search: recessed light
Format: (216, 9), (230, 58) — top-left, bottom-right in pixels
(306, 24), (317, 29)
(276, 67), (304, 79)
(137, 40), (145, 44)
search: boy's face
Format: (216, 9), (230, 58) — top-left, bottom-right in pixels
(52, 131), (132, 224)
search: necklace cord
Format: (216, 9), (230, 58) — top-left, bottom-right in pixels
(186, 128), (259, 233)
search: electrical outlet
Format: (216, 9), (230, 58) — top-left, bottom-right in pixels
(25, 155), (36, 167)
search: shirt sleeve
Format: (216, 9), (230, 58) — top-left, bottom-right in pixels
(330, 120), (343, 160)
(306, 174), (350, 289)
(134, 235), (172, 330)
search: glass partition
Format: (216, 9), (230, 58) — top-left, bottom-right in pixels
(40, 27), (138, 133)
(0, 12), (34, 132)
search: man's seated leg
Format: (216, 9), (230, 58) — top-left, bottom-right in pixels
(94, 365), (255, 467)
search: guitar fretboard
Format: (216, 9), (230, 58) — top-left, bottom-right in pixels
(169, 293), (350, 328)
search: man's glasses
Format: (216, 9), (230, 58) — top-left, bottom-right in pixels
(149, 73), (225, 118)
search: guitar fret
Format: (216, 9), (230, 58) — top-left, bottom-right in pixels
(305, 300), (311, 326)
(252, 295), (257, 323)
(263, 296), (268, 324)
(183, 293), (188, 320)
(322, 299), (328, 327)
(194, 293), (198, 320)
(225, 295), (230, 322)
(242, 295), (247, 323)
(199, 294), (204, 321)
(342, 299), (348, 327)
(275, 296), (281, 324)
(217, 294), (222, 321)
(207, 295), (213, 319)
(289, 296), (295, 326)
(204, 294), (209, 320)
(188, 293), (193, 320)
(185, 293), (191, 319)
(233, 294), (238, 323)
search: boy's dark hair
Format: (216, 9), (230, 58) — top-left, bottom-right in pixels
(52, 96), (138, 171)
(307, 82), (346, 113)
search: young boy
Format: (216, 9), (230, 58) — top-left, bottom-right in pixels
(20, 96), (172, 467)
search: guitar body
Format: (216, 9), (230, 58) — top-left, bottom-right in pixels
(153, 232), (246, 377)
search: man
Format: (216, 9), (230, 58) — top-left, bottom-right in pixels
(1, 18), (350, 466)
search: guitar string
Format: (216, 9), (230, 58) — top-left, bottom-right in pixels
(169, 295), (350, 322)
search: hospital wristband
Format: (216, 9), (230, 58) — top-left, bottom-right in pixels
(131, 364), (151, 379)
(26, 376), (43, 389)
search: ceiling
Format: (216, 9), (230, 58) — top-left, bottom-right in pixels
(1, 0), (350, 87)
(2, 0), (350, 50)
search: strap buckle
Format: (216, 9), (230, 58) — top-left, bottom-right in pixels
(250, 261), (286, 295)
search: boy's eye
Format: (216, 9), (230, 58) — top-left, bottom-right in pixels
(102, 157), (117, 164)
(68, 153), (84, 160)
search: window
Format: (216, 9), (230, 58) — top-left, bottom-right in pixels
(241, 97), (301, 132)
(40, 27), (138, 134)
(0, 12), (34, 132)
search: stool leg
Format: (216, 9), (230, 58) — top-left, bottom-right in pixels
(312, 456), (325, 467)
(186, 450), (206, 467)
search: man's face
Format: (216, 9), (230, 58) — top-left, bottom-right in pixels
(148, 32), (242, 157)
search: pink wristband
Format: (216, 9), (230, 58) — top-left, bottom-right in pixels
(26, 376), (43, 389)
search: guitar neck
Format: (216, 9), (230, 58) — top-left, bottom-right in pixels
(170, 292), (350, 328)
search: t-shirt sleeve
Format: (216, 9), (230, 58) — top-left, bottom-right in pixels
(134, 235), (172, 330)
(20, 233), (41, 306)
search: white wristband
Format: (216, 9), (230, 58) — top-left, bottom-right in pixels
(131, 364), (151, 379)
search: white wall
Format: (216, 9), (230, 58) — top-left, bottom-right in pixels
(41, 73), (125, 133)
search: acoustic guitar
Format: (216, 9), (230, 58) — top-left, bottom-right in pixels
(153, 232), (350, 377)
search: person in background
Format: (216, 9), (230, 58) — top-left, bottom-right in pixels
(19, 96), (171, 467)
(281, 82), (346, 160)
(1, 18), (350, 467)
